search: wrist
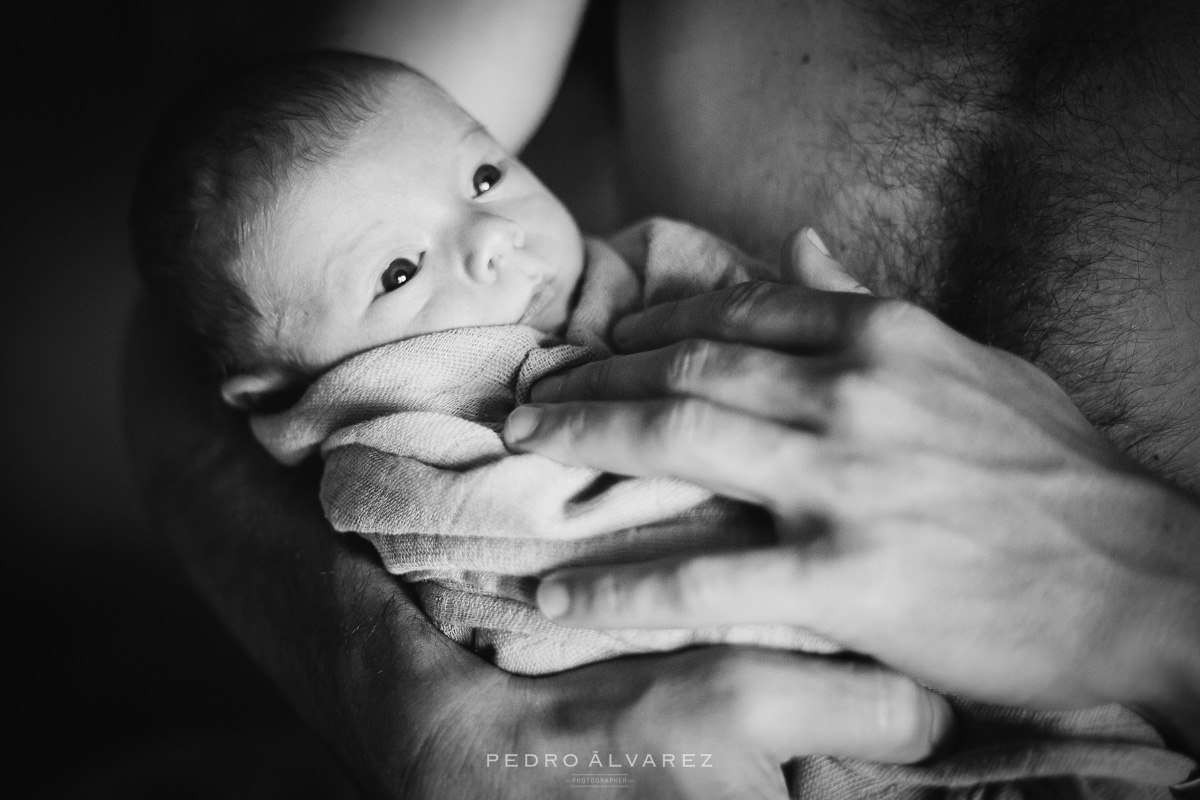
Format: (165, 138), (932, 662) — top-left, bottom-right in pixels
(1129, 587), (1200, 756)
(1092, 478), (1200, 756)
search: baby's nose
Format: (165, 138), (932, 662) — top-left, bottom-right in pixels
(464, 214), (525, 283)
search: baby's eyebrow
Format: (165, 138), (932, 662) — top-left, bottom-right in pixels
(460, 122), (488, 143)
(334, 220), (387, 267)
(318, 220), (391, 299)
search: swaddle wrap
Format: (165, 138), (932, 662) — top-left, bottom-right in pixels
(253, 218), (840, 670)
(252, 218), (1194, 797)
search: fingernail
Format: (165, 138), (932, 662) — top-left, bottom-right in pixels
(530, 374), (563, 402)
(537, 580), (570, 618)
(805, 227), (832, 257)
(925, 693), (956, 754)
(504, 405), (542, 446)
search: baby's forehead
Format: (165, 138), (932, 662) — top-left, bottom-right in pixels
(292, 70), (480, 191)
(376, 70), (474, 134)
(236, 69), (481, 315)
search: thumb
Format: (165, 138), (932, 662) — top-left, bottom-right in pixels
(782, 228), (872, 294)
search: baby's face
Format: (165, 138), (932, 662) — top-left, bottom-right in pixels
(243, 71), (584, 375)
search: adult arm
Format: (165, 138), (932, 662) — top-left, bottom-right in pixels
(505, 231), (1200, 756)
(320, 0), (589, 153)
(121, 299), (954, 799)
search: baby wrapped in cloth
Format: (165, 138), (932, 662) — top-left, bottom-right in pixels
(252, 219), (1194, 797)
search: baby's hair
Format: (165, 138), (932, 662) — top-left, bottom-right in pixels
(130, 50), (409, 377)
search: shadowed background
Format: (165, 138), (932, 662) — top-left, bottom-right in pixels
(6, 2), (617, 796)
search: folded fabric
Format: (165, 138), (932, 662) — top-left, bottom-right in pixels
(254, 219), (841, 669)
(252, 218), (1195, 797)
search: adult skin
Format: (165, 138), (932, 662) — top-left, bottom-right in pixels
(505, 0), (1200, 758)
(123, 259), (944, 800)
(124, 0), (1200, 796)
(123, 1), (955, 798)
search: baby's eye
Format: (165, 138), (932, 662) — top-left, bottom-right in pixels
(381, 256), (421, 293)
(472, 163), (503, 197)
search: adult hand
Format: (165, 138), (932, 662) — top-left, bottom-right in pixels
(122, 300), (952, 800)
(480, 648), (951, 799)
(504, 230), (1200, 752)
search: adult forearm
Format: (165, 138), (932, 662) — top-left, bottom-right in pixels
(320, 0), (588, 152)
(120, 299), (960, 799)
(120, 301), (438, 796)
(1100, 474), (1200, 756)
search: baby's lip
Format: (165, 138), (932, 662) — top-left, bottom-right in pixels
(518, 277), (559, 326)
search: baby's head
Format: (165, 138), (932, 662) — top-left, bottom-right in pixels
(132, 51), (584, 410)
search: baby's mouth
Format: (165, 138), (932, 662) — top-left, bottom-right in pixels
(518, 277), (558, 326)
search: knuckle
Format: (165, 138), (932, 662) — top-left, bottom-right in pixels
(717, 654), (783, 740)
(826, 367), (914, 439)
(763, 434), (817, 502)
(672, 554), (728, 613)
(583, 358), (614, 398)
(578, 571), (628, 618)
(870, 297), (917, 328)
(829, 370), (883, 424)
(862, 298), (932, 344)
(559, 402), (598, 444)
(665, 338), (714, 393)
(823, 448), (892, 514)
(714, 281), (770, 330)
(655, 396), (711, 446)
(828, 370), (863, 409)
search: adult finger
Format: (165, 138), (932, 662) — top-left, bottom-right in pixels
(503, 397), (829, 509)
(726, 651), (954, 764)
(530, 339), (841, 427)
(630, 648), (955, 765)
(610, 280), (876, 354)
(536, 544), (848, 631)
(782, 228), (873, 294)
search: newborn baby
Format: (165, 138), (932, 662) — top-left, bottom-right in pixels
(210, 59), (588, 411)
(134, 49), (833, 672)
(132, 50), (1192, 797)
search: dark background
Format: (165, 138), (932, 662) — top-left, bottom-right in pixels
(7, 2), (618, 796)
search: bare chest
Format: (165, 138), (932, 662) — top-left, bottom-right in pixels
(616, 0), (1200, 484)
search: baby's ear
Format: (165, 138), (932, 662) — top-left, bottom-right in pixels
(220, 368), (293, 411)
